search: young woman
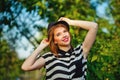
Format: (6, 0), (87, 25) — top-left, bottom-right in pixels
(21, 17), (98, 80)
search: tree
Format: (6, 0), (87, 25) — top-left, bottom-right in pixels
(87, 0), (120, 80)
(0, 38), (23, 80)
(0, 0), (46, 79)
(0, 0), (46, 50)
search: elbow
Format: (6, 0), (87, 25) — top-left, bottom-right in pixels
(21, 64), (29, 71)
(21, 65), (26, 71)
(93, 22), (98, 30)
(90, 22), (98, 31)
(21, 64), (40, 71)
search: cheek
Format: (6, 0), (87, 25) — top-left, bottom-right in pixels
(54, 36), (60, 44)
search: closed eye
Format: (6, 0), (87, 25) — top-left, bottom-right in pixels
(63, 30), (68, 33)
(56, 32), (61, 37)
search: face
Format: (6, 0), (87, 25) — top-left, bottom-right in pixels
(54, 26), (71, 47)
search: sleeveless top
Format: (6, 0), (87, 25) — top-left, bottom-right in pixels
(42, 44), (87, 80)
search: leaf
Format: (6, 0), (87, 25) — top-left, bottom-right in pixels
(91, 55), (98, 62)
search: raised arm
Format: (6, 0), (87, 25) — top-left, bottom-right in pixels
(58, 17), (98, 58)
(21, 38), (49, 71)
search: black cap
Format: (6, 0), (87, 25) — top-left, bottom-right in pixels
(47, 21), (69, 32)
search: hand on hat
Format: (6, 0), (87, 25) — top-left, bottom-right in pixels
(58, 17), (71, 25)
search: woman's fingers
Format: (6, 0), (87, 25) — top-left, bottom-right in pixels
(58, 17), (71, 25)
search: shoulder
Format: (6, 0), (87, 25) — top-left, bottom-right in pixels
(74, 43), (87, 59)
(41, 52), (56, 65)
(41, 52), (55, 62)
(74, 43), (83, 52)
(41, 52), (53, 58)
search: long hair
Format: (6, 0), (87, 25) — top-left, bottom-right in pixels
(48, 24), (71, 57)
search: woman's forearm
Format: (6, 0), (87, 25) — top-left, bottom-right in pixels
(21, 38), (49, 70)
(69, 20), (98, 30)
(58, 17), (98, 30)
(21, 44), (45, 70)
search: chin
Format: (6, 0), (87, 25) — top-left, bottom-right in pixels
(62, 43), (71, 46)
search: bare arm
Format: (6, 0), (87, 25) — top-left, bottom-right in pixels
(59, 17), (98, 58)
(21, 38), (49, 71)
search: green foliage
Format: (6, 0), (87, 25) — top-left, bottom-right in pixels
(0, 39), (23, 80)
(19, 0), (96, 21)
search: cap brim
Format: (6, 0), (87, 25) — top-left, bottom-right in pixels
(47, 21), (69, 32)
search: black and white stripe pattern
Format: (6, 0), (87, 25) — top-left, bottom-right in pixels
(42, 44), (87, 80)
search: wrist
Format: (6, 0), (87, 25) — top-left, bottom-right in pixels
(68, 20), (74, 26)
(38, 44), (47, 50)
(33, 44), (45, 55)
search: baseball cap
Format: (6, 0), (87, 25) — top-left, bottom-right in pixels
(47, 21), (69, 32)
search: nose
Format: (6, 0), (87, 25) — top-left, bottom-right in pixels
(62, 33), (67, 38)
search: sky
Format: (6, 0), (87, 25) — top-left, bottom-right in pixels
(15, 11), (48, 59)
(1, 6), (48, 59)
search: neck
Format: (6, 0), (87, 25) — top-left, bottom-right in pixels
(58, 45), (71, 52)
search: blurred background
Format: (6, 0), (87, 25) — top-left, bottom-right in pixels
(0, 0), (120, 80)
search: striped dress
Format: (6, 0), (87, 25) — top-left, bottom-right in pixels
(42, 44), (87, 80)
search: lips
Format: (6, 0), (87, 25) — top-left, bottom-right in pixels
(62, 37), (69, 42)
